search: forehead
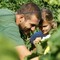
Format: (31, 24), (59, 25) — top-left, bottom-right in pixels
(43, 20), (50, 25)
(30, 14), (39, 25)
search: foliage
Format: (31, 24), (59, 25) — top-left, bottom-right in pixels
(0, 0), (60, 22)
(0, 0), (60, 60)
(0, 33), (20, 60)
(24, 26), (60, 60)
(44, 0), (60, 6)
(40, 27), (60, 60)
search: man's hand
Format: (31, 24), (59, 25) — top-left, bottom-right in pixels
(33, 37), (41, 45)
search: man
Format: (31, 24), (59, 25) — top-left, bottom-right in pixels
(0, 3), (41, 60)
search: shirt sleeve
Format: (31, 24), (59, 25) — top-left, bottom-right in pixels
(3, 23), (25, 46)
(0, 9), (25, 46)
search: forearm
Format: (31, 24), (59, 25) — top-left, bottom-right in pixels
(30, 57), (39, 60)
(16, 45), (32, 60)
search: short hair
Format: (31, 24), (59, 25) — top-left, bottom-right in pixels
(17, 3), (41, 20)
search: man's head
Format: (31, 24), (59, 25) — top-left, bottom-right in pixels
(16, 3), (41, 35)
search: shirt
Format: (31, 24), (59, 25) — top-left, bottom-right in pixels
(0, 9), (25, 46)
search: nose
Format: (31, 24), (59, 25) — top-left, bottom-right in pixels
(42, 27), (45, 31)
(31, 26), (35, 32)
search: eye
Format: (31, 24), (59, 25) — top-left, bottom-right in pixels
(43, 25), (48, 27)
(31, 24), (36, 27)
(20, 16), (23, 18)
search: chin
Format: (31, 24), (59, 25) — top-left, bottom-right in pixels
(44, 32), (48, 35)
(24, 32), (29, 35)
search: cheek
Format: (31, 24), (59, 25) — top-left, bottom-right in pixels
(25, 22), (31, 28)
(47, 25), (51, 31)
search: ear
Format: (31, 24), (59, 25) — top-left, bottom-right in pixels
(51, 20), (57, 28)
(16, 14), (25, 25)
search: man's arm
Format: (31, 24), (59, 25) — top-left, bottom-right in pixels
(31, 57), (39, 60)
(16, 45), (39, 60)
(16, 45), (32, 60)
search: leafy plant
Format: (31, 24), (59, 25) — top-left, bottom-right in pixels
(0, 0), (60, 60)
(0, 33), (19, 60)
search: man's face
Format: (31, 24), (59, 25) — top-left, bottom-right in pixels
(18, 14), (39, 35)
(41, 20), (51, 35)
